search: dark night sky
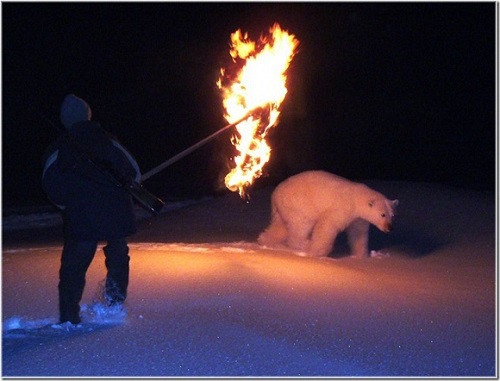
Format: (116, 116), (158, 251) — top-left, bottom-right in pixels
(2, 2), (497, 208)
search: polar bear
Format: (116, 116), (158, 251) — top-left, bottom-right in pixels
(258, 170), (399, 258)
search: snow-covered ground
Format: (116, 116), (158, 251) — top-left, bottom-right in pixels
(2, 181), (497, 377)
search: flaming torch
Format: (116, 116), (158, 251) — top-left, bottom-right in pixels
(217, 23), (300, 199)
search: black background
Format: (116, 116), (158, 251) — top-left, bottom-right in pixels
(2, 2), (496, 208)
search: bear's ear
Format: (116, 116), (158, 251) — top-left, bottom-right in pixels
(392, 199), (399, 207)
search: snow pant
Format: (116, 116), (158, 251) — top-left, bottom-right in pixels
(58, 238), (130, 324)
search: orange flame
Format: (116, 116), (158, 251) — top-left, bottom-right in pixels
(217, 23), (299, 199)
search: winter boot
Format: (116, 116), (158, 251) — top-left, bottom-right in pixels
(59, 286), (82, 324)
(103, 239), (130, 306)
(104, 277), (127, 306)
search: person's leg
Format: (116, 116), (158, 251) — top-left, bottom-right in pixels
(103, 238), (130, 305)
(59, 239), (98, 324)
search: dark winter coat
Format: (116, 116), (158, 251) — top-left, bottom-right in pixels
(42, 121), (140, 240)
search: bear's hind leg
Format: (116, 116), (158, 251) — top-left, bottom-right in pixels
(309, 216), (339, 257)
(258, 209), (288, 248)
(286, 219), (313, 252)
(346, 219), (370, 258)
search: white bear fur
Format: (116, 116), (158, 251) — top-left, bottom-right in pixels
(258, 170), (399, 258)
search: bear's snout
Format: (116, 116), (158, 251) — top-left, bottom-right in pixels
(381, 222), (393, 233)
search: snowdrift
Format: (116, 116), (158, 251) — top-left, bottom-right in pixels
(2, 181), (496, 377)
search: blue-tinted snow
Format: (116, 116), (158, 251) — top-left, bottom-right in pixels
(2, 182), (496, 377)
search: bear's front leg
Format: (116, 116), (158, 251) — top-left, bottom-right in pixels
(346, 218), (370, 258)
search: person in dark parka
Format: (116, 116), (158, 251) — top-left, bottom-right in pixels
(42, 94), (141, 324)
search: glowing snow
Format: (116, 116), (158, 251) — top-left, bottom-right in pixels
(2, 182), (495, 377)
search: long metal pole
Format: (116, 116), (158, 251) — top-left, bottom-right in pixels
(141, 106), (265, 182)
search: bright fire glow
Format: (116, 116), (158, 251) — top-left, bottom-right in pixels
(217, 23), (299, 199)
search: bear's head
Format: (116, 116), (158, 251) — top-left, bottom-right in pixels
(366, 198), (399, 233)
